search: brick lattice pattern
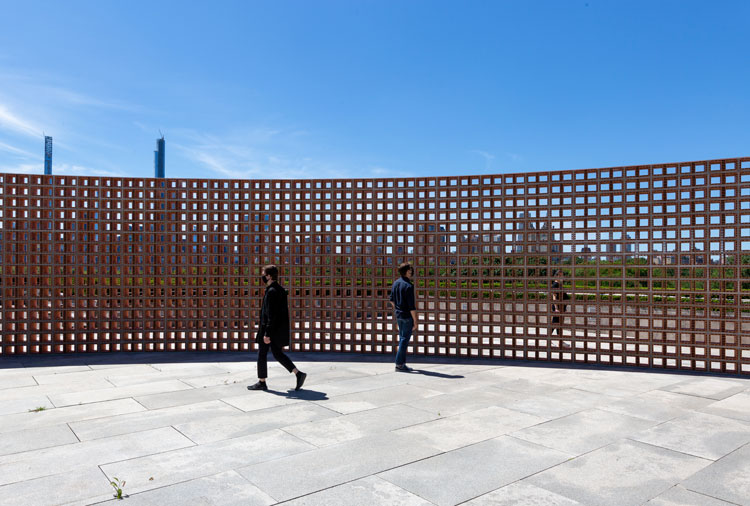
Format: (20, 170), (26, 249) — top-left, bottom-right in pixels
(2, 157), (750, 375)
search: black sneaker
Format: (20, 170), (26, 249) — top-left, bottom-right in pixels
(395, 365), (413, 372)
(247, 381), (268, 391)
(295, 372), (307, 391)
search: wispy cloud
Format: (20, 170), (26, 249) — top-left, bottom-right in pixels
(369, 166), (415, 178)
(39, 86), (142, 112)
(0, 140), (37, 159)
(0, 69), (393, 181)
(0, 162), (39, 174)
(470, 150), (495, 171)
(0, 104), (41, 138)
(0, 161), (127, 178)
(0, 70), (143, 113)
(171, 127), (387, 180)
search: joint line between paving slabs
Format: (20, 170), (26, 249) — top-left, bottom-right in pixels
(680, 485), (745, 505)
(67, 421), (82, 443)
(169, 425), (201, 446)
(271, 463), (443, 505)
(621, 436), (717, 462)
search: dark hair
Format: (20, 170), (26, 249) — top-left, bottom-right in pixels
(398, 262), (412, 277)
(263, 264), (279, 280)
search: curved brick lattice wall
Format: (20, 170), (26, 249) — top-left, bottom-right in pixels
(2, 156), (750, 375)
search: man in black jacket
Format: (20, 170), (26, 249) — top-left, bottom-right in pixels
(389, 262), (418, 372)
(248, 265), (307, 391)
(550, 270), (567, 337)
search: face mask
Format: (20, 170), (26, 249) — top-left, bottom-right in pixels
(261, 275), (268, 284)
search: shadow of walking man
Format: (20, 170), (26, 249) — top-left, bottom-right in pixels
(411, 369), (464, 379)
(267, 389), (328, 401)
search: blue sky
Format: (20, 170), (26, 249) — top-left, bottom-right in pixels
(0, 0), (748, 180)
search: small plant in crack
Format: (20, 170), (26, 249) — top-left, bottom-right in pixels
(29, 406), (46, 412)
(110, 477), (126, 500)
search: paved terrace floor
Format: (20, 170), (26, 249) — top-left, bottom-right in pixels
(0, 352), (749, 506)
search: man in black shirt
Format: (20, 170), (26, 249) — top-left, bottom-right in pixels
(248, 265), (307, 391)
(389, 262), (418, 372)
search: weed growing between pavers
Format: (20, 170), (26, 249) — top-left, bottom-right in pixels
(28, 406), (46, 412)
(110, 477), (126, 500)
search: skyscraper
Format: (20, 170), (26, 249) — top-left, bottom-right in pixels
(154, 136), (165, 178)
(44, 136), (52, 175)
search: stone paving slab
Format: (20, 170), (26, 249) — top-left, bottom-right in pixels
(394, 405), (544, 451)
(133, 382), (249, 410)
(174, 402), (337, 444)
(511, 408), (655, 455)
(630, 411), (750, 460)
(237, 432), (442, 502)
(300, 368), (373, 388)
(645, 485), (737, 506)
(221, 390), (308, 412)
(680, 443), (750, 505)
(504, 387), (620, 419)
(378, 436), (570, 506)
(0, 377), (117, 403)
(0, 352), (748, 506)
(0, 426), (194, 486)
(104, 364), (231, 387)
(402, 371), (512, 395)
(0, 375), (37, 390)
(526, 440), (711, 506)
(100, 429), (314, 495)
(0, 423), (78, 456)
(281, 475), (433, 506)
(178, 367), (286, 389)
(283, 403), (439, 447)
(598, 389), (715, 423)
(68, 400), (240, 441)
(463, 481), (582, 505)
(553, 374), (682, 398)
(0, 395), (55, 415)
(543, 368), (685, 389)
(310, 371), (411, 397)
(32, 365), (157, 385)
(0, 364), (92, 377)
(402, 387), (523, 417)
(0, 466), (112, 506)
(147, 362), (232, 373)
(658, 377), (747, 400)
(409, 362), (500, 376)
(316, 383), (443, 415)
(489, 377), (567, 396)
(0, 398), (145, 434)
(700, 390), (750, 422)
(49, 379), (192, 407)
(100, 470), (275, 506)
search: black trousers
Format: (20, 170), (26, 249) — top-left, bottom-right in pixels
(257, 340), (296, 379)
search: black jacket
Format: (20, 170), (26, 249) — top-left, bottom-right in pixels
(256, 281), (291, 347)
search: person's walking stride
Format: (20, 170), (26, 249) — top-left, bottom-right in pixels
(550, 270), (567, 337)
(389, 262), (418, 372)
(248, 265), (307, 391)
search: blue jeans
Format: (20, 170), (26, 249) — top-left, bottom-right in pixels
(395, 317), (413, 366)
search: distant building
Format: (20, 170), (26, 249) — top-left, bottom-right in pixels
(44, 136), (52, 175)
(154, 136), (165, 178)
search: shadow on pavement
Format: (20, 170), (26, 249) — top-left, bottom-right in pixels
(3, 350), (745, 380)
(267, 388), (329, 401)
(411, 369), (464, 379)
